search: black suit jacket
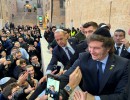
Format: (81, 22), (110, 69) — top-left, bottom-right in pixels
(47, 38), (80, 71)
(59, 52), (129, 99)
(114, 45), (130, 59)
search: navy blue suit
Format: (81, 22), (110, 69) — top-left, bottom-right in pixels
(60, 52), (128, 99)
(47, 38), (80, 71)
(114, 45), (130, 59)
(101, 62), (130, 100)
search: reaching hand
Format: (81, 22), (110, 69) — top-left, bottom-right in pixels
(24, 85), (35, 94)
(74, 90), (87, 100)
(56, 70), (67, 76)
(38, 95), (63, 100)
(68, 66), (82, 90)
(38, 76), (47, 85)
(74, 91), (95, 100)
(120, 39), (130, 48)
(17, 71), (28, 85)
(38, 69), (61, 85)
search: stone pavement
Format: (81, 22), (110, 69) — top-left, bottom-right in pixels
(40, 29), (52, 73)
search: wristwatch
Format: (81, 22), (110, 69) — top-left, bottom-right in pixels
(64, 85), (72, 94)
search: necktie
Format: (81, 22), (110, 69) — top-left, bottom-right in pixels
(115, 47), (120, 55)
(65, 47), (73, 60)
(97, 61), (103, 89)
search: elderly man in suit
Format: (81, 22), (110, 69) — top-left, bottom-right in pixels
(59, 28), (129, 100)
(46, 29), (81, 74)
(113, 29), (130, 59)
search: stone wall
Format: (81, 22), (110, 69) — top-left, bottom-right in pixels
(8, 0), (17, 21)
(52, 0), (65, 28)
(65, 0), (130, 38)
(0, 0), (17, 28)
(43, 0), (65, 28)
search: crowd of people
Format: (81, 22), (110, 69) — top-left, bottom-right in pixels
(43, 21), (130, 100)
(0, 24), (43, 100)
(0, 21), (130, 100)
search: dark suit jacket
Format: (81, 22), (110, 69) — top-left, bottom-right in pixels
(47, 38), (80, 71)
(77, 40), (88, 52)
(119, 65), (130, 100)
(114, 45), (130, 59)
(101, 62), (130, 100)
(59, 52), (128, 99)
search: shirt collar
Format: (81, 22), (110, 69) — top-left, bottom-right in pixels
(62, 41), (70, 49)
(115, 43), (123, 49)
(97, 54), (109, 65)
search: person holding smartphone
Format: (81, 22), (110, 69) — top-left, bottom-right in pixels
(46, 29), (80, 75)
(26, 65), (38, 89)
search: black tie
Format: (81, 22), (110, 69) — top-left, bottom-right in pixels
(97, 61), (103, 89)
(65, 47), (73, 60)
(115, 47), (120, 55)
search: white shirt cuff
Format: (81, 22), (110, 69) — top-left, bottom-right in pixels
(95, 96), (101, 100)
(45, 70), (52, 75)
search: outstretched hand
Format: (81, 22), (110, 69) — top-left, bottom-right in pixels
(74, 90), (87, 100)
(68, 66), (82, 90)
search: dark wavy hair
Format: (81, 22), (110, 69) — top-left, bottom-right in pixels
(87, 34), (114, 54)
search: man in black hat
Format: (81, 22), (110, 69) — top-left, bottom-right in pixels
(59, 28), (129, 100)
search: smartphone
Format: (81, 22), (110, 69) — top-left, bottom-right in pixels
(27, 73), (35, 87)
(45, 74), (60, 100)
(52, 65), (61, 74)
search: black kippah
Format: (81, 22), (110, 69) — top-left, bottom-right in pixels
(94, 28), (111, 38)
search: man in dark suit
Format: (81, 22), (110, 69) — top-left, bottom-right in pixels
(77, 21), (98, 52)
(74, 64), (130, 100)
(46, 29), (80, 74)
(104, 65), (130, 100)
(113, 29), (130, 59)
(59, 28), (129, 100)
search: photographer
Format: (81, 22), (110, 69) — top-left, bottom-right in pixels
(26, 65), (38, 89)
